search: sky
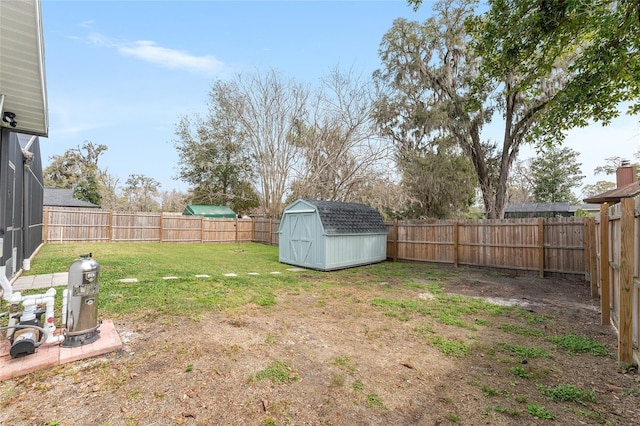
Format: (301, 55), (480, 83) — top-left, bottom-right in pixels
(39, 0), (640, 196)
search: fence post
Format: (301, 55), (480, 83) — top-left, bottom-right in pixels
(599, 203), (610, 325)
(235, 217), (239, 242)
(618, 198), (634, 365)
(393, 219), (399, 262)
(587, 217), (598, 297)
(269, 219), (273, 246)
(43, 206), (49, 243)
(453, 221), (459, 267)
(538, 218), (545, 278)
(252, 218), (255, 242)
(108, 210), (113, 242)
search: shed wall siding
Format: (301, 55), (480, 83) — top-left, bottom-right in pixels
(323, 234), (387, 270)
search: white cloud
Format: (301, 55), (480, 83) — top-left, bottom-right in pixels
(117, 40), (224, 74)
(86, 32), (224, 75)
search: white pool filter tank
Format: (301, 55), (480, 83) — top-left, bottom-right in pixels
(61, 253), (100, 347)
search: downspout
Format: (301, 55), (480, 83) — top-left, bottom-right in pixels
(22, 136), (37, 271)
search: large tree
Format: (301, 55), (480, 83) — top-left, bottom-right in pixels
(44, 141), (107, 206)
(216, 69), (309, 218)
(398, 143), (476, 218)
(529, 147), (584, 203)
(123, 174), (161, 212)
(465, 0), (640, 146)
(507, 159), (534, 204)
(288, 67), (389, 203)
(174, 80), (259, 215)
(375, 0), (563, 218)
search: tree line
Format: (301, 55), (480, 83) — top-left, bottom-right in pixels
(44, 0), (640, 218)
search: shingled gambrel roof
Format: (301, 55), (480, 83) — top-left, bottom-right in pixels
(303, 199), (387, 235)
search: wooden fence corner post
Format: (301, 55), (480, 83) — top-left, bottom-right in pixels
(618, 198), (634, 365)
(538, 218), (545, 278)
(269, 218), (273, 246)
(600, 203), (610, 325)
(235, 217), (239, 243)
(43, 206), (49, 243)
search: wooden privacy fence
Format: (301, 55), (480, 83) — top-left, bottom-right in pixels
(386, 217), (587, 279)
(592, 198), (640, 366)
(252, 218), (280, 246)
(44, 207), (253, 243)
(44, 208), (587, 277)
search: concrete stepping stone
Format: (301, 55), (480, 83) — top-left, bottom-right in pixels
(223, 273), (237, 277)
(270, 271), (281, 275)
(286, 268), (306, 272)
(195, 274), (210, 278)
(247, 272), (259, 276)
(119, 278), (138, 283)
(163, 276), (178, 280)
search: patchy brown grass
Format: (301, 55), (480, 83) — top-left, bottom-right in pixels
(1, 265), (638, 426)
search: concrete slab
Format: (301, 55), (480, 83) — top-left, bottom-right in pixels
(51, 272), (68, 286)
(0, 319), (122, 381)
(33, 275), (53, 286)
(12, 276), (35, 291)
(12, 272), (68, 291)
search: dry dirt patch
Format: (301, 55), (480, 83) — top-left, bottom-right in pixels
(0, 267), (638, 426)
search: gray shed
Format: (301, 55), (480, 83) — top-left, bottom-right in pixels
(279, 199), (387, 271)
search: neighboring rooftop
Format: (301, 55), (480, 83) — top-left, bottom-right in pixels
(583, 181), (640, 204)
(504, 202), (600, 218)
(43, 188), (98, 208)
(182, 205), (237, 218)
(583, 162), (640, 204)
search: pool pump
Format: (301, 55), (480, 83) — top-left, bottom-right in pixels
(4, 288), (60, 358)
(61, 253), (101, 347)
(1, 253), (101, 357)
(7, 304), (46, 358)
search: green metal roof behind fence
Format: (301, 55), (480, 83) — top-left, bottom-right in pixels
(182, 205), (237, 218)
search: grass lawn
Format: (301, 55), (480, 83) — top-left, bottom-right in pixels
(22, 242), (442, 319)
(3, 242), (637, 426)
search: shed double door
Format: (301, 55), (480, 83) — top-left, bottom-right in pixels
(287, 213), (314, 264)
